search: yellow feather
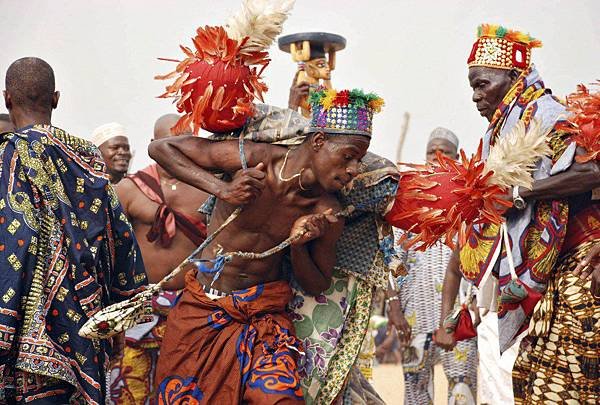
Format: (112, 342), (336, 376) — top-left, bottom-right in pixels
(369, 98), (385, 113)
(321, 89), (337, 110)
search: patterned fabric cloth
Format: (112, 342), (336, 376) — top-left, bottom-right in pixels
(336, 366), (385, 405)
(459, 66), (576, 351)
(395, 231), (477, 404)
(155, 270), (303, 404)
(109, 291), (178, 405)
(0, 125), (147, 404)
(210, 103), (309, 146)
(512, 239), (600, 404)
(402, 333), (477, 405)
(395, 235), (468, 335)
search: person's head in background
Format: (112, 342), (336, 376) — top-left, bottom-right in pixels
(0, 113), (14, 133)
(3, 57), (59, 129)
(91, 122), (132, 184)
(153, 114), (190, 141)
(425, 127), (459, 163)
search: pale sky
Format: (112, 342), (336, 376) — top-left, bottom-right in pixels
(2, 0), (599, 170)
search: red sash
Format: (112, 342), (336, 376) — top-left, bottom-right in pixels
(127, 164), (206, 247)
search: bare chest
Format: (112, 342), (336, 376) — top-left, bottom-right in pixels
(213, 187), (317, 242)
(127, 184), (206, 226)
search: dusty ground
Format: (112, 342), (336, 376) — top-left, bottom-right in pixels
(372, 363), (448, 404)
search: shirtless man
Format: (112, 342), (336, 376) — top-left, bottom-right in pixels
(109, 114), (208, 404)
(115, 114), (208, 284)
(151, 89), (382, 404)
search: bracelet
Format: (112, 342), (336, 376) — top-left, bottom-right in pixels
(385, 295), (400, 303)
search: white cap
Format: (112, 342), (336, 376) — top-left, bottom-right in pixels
(428, 127), (459, 148)
(91, 122), (128, 147)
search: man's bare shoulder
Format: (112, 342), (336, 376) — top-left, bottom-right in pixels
(315, 192), (342, 214)
(116, 176), (140, 195)
(115, 176), (150, 208)
(244, 141), (283, 166)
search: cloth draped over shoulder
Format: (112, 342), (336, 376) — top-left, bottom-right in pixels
(458, 66), (576, 351)
(127, 163), (207, 247)
(206, 104), (402, 404)
(0, 125), (147, 405)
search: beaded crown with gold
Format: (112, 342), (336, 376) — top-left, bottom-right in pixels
(467, 24), (542, 70)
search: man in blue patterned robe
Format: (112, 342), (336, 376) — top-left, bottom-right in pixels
(0, 57), (147, 404)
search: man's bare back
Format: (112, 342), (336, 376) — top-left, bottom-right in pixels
(149, 131), (370, 295)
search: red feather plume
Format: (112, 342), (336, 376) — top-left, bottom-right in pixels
(155, 26), (270, 134)
(385, 141), (511, 251)
(560, 81), (600, 163)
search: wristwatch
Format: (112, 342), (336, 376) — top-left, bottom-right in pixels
(512, 186), (527, 210)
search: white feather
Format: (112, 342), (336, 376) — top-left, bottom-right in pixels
(225, 0), (295, 53)
(485, 119), (552, 190)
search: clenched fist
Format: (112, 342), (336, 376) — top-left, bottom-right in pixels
(219, 162), (266, 205)
(290, 209), (338, 245)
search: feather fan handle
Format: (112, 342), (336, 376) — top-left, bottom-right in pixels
(484, 119), (552, 190)
(225, 0), (295, 53)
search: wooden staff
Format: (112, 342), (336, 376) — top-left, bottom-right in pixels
(395, 112), (410, 164)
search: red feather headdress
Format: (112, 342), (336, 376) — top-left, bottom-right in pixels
(156, 0), (295, 134)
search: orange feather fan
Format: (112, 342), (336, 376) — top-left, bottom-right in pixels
(561, 81), (600, 163)
(155, 26), (269, 134)
(386, 142), (511, 251)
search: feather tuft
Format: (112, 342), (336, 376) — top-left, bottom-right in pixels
(226, 0), (295, 54)
(477, 23), (542, 48)
(559, 81), (600, 163)
(484, 119), (552, 189)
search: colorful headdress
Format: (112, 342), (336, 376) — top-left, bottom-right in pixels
(156, 0), (295, 134)
(559, 81), (600, 163)
(386, 120), (551, 250)
(467, 24), (542, 70)
(307, 88), (384, 137)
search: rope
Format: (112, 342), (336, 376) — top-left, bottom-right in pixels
(190, 205), (355, 286)
(155, 136), (249, 289)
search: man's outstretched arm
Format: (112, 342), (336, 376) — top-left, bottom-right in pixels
(434, 248), (462, 350)
(148, 136), (268, 205)
(517, 148), (600, 201)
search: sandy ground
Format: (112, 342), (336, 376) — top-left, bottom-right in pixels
(372, 363), (448, 404)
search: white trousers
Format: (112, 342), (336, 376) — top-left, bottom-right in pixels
(477, 311), (519, 404)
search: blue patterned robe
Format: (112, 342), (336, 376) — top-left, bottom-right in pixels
(0, 125), (147, 404)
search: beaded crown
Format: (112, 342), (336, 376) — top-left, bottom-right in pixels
(467, 24), (542, 70)
(307, 88), (384, 137)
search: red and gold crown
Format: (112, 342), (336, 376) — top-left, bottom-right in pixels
(467, 24), (542, 70)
